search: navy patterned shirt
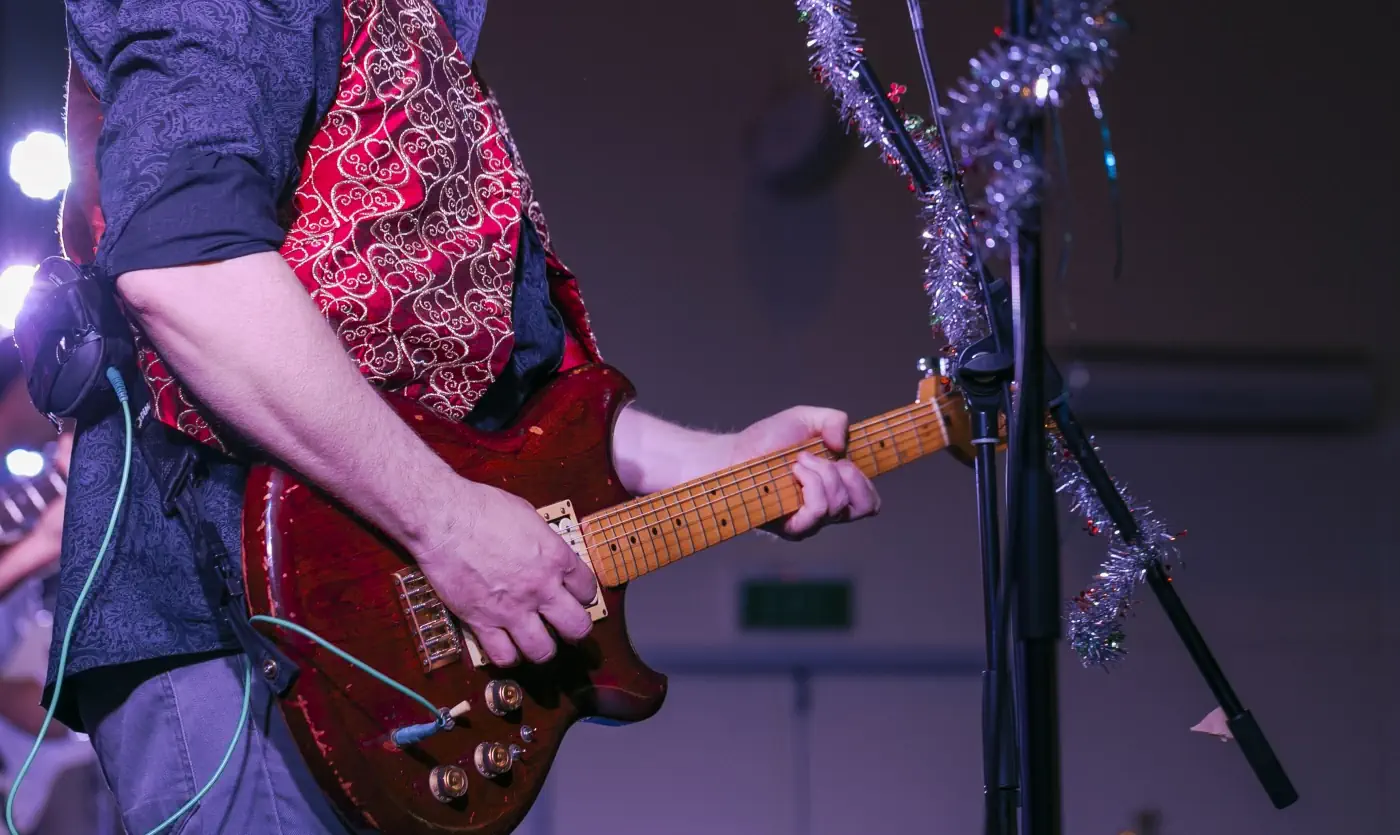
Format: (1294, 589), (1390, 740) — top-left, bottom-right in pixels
(47, 0), (566, 730)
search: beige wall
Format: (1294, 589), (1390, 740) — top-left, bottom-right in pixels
(477, 0), (1395, 832)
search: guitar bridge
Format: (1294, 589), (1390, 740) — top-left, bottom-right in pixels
(394, 567), (463, 673)
(393, 499), (607, 672)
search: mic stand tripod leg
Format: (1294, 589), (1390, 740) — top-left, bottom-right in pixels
(1047, 400), (1300, 810)
(978, 272), (1298, 808)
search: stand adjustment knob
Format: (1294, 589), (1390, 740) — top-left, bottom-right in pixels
(485, 679), (524, 715)
(429, 765), (468, 802)
(475, 742), (514, 777)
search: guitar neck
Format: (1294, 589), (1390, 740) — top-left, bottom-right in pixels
(582, 393), (958, 586)
(0, 468), (66, 544)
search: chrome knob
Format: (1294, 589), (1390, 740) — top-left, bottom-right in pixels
(485, 679), (524, 715)
(519, 725), (536, 743)
(475, 742), (514, 778)
(429, 765), (468, 802)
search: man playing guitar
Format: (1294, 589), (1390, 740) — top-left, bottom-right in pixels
(50, 1), (882, 832)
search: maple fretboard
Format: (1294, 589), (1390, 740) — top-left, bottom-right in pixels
(582, 394), (957, 586)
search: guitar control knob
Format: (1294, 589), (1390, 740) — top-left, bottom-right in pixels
(429, 765), (468, 802)
(475, 742), (514, 778)
(485, 679), (524, 715)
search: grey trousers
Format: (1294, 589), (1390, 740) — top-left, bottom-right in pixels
(76, 654), (358, 835)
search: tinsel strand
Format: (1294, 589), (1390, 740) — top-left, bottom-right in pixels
(943, 1), (1126, 256)
(1049, 431), (1184, 665)
(796, 0), (989, 351)
(798, 0), (1180, 666)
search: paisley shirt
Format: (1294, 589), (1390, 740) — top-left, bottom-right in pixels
(47, 0), (597, 728)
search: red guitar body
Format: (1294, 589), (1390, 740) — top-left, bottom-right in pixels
(242, 364), (665, 834)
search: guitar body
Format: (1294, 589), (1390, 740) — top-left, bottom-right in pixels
(242, 364), (666, 834)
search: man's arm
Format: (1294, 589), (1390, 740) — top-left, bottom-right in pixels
(610, 404), (881, 539)
(64, 1), (595, 666)
(120, 254), (599, 665)
(117, 254), (463, 553)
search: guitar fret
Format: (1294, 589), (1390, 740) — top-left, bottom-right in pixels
(885, 423), (904, 466)
(23, 483), (46, 511)
(630, 500), (658, 573)
(628, 501), (655, 574)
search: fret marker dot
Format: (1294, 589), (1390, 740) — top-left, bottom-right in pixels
(762, 485), (770, 493)
(720, 518), (728, 527)
(610, 544), (618, 551)
(629, 536), (637, 544)
(879, 440), (887, 448)
(651, 527), (658, 535)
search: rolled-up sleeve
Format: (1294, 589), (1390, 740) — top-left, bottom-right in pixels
(65, 0), (342, 277)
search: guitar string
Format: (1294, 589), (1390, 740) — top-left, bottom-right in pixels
(584, 407), (934, 580)
(585, 404), (945, 580)
(584, 393), (952, 541)
(583, 403), (952, 581)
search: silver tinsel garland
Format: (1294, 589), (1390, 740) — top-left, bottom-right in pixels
(1049, 430), (1184, 665)
(797, 0), (989, 350)
(943, 0), (1125, 254)
(797, 0), (1178, 666)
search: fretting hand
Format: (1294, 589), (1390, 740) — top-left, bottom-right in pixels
(730, 406), (881, 540)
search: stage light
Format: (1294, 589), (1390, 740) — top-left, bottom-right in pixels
(8, 131), (70, 200)
(0, 263), (38, 331)
(5, 449), (45, 479)
(1033, 76), (1050, 103)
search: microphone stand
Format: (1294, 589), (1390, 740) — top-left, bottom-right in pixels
(849, 36), (1026, 835)
(1002, 1), (1063, 832)
(861, 2), (1299, 829)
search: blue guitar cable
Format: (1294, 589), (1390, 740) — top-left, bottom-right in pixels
(4, 368), (451, 835)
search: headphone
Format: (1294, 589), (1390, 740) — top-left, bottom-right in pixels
(11, 257), (134, 423)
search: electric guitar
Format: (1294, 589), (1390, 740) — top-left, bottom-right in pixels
(0, 462), (66, 547)
(244, 364), (974, 834)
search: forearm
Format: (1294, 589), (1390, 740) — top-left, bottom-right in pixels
(610, 406), (738, 495)
(117, 252), (461, 551)
(0, 680), (65, 737)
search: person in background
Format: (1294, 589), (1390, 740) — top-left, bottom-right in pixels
(0, 422), (119, 835)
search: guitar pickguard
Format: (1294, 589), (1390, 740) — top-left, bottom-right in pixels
(394, 499), (607, 672)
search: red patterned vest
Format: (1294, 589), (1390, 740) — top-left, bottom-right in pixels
(63, 0), (599, 450)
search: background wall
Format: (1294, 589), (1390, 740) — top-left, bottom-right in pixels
(3, 0), (1395, 833)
